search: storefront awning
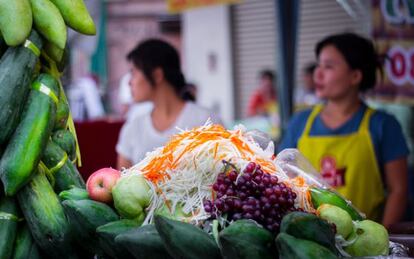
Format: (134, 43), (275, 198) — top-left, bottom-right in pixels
(167, 0), (241, 13)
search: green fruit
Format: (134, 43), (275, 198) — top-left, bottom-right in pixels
(0, 197), (19, 259)
(155, 203), (190, 221)
(310, 187), (364, 220)
(54, 89), (70, 130)
(12, 224), (41, 259)
(1, 73), (59, 196)
(113, 174), (151, 221)
(42, 139), (85, 193)
(0, 0), (32, 46)
(276, 233), (338, 259)
(0, 30), (42, 147)
(345, 220), (389, 256)
(58, 186), (89, 201)
(280, 211), (337, 253)
(219, 219), (276, 259)
(44, 41), (64, 62)
(49, 0), (96, 35)
(96, 219), (140, 259)
(62, 199), (119, 255)
(29, 0), (67, 49)
(115, 224), (172, 259)
(154, 215), (221, 259)
(17, 169), (74, 258)
(317, 204), (353, 238)
(52, 130), (76, 161)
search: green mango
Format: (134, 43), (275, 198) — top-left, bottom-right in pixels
(30, 0), (67, 49)
(49, 0), (96, 35)
(0, 0), (32, 46)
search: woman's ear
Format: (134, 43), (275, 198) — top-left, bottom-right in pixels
(351, 69), (362, 87)
(152, 67), (164, 85)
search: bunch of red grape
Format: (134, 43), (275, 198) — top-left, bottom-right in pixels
(203, 161), (298, 233)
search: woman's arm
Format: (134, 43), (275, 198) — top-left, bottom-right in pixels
(382, 157), (408, 228)
(117, 154), (132, 171)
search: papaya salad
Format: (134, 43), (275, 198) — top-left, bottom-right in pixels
(117, 122), (316, 232)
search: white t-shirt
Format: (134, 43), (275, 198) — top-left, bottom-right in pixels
(116, 102), (222, 165)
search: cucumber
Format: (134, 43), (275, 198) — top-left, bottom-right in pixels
(0, 73), (59, 196)
(0, 197), (19, 259)
(0, 30), (42, 146)
(49, 0), (96, 35)
(54, 90), (70, 130)
(276, 233), (338, 259)
(154, 215), (221, 259)
(62, 199), (119, 255)
(12, 224), (41, 259)
(96, 219), (140, 259)
(52, 130), (76, 161)
(310, 187), (364, 220)
(17, 169), (74, 258)
(115, 224), (172, 259)
(29, 0), (67, 49)
(218, 219), (276, 259)
(0, 0), (32, 46)
(280, 211), (337, 254)
(42, 140), (85, 193)
(59, 186), (89, 201)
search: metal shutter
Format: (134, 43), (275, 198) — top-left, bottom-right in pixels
(296, 0), (372, 90)
(232, 0), (277, 119)
(232, 0), (372, 118)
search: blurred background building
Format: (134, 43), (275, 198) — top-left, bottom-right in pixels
(67, 1), (413, 202)
(67, 0), (376, 125)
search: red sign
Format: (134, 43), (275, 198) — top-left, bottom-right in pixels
(371, 0), (414, 101)
(167, 0), (241, 13)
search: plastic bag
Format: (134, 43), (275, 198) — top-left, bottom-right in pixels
(276, 148), (330, 188)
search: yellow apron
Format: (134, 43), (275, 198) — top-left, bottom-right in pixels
(298, 105), (385, 220)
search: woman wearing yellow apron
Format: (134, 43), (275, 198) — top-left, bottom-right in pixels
(279, 33), (409, 228)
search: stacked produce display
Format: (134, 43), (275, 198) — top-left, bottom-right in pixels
(0, 0), (94, 258)
(0, 1), (406, 259)
(74, 124), (396, 258)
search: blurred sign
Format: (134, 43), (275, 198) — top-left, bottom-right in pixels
(167, 0), (241, 13)
(371, 0), (414, 101)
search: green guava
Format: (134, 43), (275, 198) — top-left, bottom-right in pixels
(317, 203), (353, 238)
(345, 220), (389, 256)
(112, 174), (152, 222)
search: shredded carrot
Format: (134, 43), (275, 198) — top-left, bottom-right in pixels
(213, 142), (219, 159)
(125, 122), (315, 224)
(138, 123), (275, 183)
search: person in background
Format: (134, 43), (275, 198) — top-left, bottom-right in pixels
(278, 32), (409, 228)
(182, 82), (197, 102)
(295, 62), (321, 107)
(118, 72), (153, 120)
(116, 39), (222, 169)
(247, 70), (277, 117)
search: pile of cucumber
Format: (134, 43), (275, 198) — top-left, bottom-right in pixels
(40, 206), (338, 259)
(0, 0), (97, 258)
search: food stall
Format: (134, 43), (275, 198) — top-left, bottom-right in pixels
(0, 0), (412, 258)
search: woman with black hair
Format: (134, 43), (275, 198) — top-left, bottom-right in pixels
(278, 32), (409, 227)
(116, 39), (222, 169)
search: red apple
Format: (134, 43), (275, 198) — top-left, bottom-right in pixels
(86, 167), (121, 203)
